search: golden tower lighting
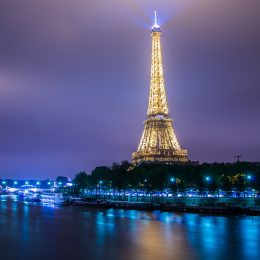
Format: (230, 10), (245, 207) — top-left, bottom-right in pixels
(132, 11), (188, 164)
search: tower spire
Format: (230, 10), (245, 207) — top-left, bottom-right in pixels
(153, 10), (159, 29)
(148, 11), (168, 117)
(132, 13), (188, 164)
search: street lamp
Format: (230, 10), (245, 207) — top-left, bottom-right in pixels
(204, 176), (211, 197)
(170, 177), (175, 183)
(99, 181), (103, 198)
(36, 181), (40, 186)
(205, 176), (211, 182)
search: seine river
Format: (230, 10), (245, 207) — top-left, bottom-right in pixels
(0, 196), (259, 260)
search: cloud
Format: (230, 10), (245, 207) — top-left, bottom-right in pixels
(0, 0), (259, 178)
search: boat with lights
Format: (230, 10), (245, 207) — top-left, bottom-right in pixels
(40, 192), (71, 205)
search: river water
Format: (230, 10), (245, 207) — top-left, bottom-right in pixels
(0, 196), (259, 260)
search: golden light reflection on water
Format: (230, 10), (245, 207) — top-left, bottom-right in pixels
(133, 215), (197, 259)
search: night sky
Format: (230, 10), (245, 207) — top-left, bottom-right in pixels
(1, 0), (260, 179)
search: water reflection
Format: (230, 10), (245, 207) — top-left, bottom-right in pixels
(0, 196), (259, 260)
(240, 217), (260, 259)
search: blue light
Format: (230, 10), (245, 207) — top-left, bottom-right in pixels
(247, 175), (252, 180)
(2, 181), (6, 185)
(58, 182), (62, 185)
(25, 181), (29, 185)
(47, 182), (51, 185)
(14, 181), (18, 185)
(153, 10), (160, 29)
(99, 180), (103, 184)
(170, 177), (175, 183)
(36, 181), (40, 185)
(205, 176), (210, 182)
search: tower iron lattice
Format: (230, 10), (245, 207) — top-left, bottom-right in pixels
(132, 11), (188, 164)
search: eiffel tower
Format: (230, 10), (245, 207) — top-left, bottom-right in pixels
(132, 11), (188, 164)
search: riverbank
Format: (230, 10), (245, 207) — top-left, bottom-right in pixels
(2, 194), (260, 216)
(72, 199), (260, 216)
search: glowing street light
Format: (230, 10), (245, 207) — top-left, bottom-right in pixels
(14, 181), (18, 185)
(170, 177), (175, 183)
(2, 181), (6, 185)
(205, 176), (211, 182)
(47, 182), (51, 185)
(247, 175), (252, 180)
(25, 181), (29, 185)
(36, 181), (40, 185)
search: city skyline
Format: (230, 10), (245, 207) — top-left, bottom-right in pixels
(1, 0), (260, 178)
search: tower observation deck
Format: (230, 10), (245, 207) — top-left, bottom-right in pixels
(132, 11), (188, 164)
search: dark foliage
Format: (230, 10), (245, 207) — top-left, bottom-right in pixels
(72, 161), (260, 193)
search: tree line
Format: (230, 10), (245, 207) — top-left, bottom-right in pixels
(68, 161), (260, 194)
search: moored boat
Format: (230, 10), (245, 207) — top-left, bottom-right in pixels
(40, 192), (71, 205)
(24, 192), (41, 202)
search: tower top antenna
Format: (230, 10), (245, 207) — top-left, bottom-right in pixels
(153, 10), (160, 29)
(234, 155), (242, 163)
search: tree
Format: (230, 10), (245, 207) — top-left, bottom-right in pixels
(56, 176), (68, 184)
(232, 173), (246, 192)
(219, 175), (232, 192)
(73, 172), (89, 189)
(91, 166), (111, 185)
(196, 175), (206, 192)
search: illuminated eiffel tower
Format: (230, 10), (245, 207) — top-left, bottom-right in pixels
(132, 11), (188, 164)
